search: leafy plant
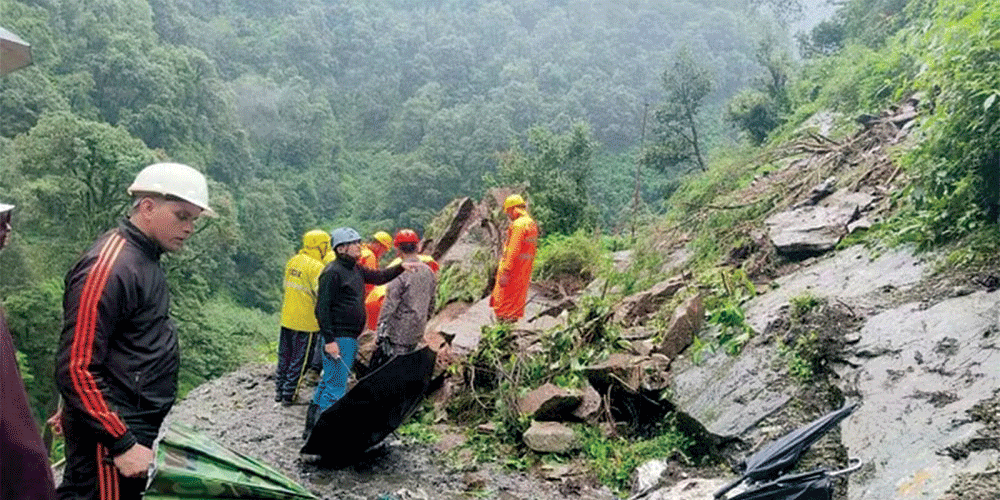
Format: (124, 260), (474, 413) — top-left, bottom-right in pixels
(532, 230), (603, 282)
(789, 293), (821, 322)
(778, 330), (820, 382)
(397, 421), (438, 445)
(578, 418), (694, 495)
(435, 262), (486, 309)
(702, 269), (757, 356)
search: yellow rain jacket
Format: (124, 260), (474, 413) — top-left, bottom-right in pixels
(280, 250), (326, 332)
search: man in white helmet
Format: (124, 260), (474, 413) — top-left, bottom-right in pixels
(54, 163), (214, 500)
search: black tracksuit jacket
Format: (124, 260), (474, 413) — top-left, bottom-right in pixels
(315, 255), (403, 343)
(55, 219), (178, 456)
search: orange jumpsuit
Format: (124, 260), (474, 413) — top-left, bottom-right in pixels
(490, 208), (538, 321)
(358, 245), (379, 296)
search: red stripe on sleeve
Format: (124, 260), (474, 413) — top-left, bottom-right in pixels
(68, 234), (129, 436)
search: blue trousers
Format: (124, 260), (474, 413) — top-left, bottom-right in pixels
(312, 337), (357, 412)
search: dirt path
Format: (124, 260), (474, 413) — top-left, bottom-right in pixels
(164, 363), (616, 500)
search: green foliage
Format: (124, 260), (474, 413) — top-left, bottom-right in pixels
(778, 330), (820, 383)
(727, 89), (784, 145)
(641, 45), (714, 173)
(462, 296), (627, 455)
(173, 296), (277, 396)
(579, 418), (694, 495)
(790, 42), (918, 121)
(532, 230), (603, 282)
(15, 350), (34, 385)
(435, 262), (487, 308)
(494, 124), (599, 236)
(885, 0), (1000, 249)
(2, 279), (64, 422)
(701, 269), (756, 358)
(789, 292), (821, 320)
(598, 233), (670, 298)
(397, 420), (438, 445)
(9, 111), (155, 245)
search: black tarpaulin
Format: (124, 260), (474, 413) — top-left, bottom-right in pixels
(300, 346), (436, 458)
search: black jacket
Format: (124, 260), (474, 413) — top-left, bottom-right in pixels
(316, 255), (403, 343)
(55, 219), (179, 456)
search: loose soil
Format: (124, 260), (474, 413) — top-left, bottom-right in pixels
(164, 364), (617, 500)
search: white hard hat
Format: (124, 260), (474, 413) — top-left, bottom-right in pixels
(128, 162), (216, 217)
(0, 203), (13, 214)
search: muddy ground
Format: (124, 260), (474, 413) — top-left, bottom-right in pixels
(164, 363), (617, 500)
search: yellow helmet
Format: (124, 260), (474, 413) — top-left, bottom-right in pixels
(302, 229), (330, 252)
(373, 231), (392, 250)
(503, 194), (526, 211)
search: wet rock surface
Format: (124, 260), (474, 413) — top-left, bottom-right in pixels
(669, 244), (1000, 500)
(165, 364), (616, 500)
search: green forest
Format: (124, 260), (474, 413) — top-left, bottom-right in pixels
(3, 0), (1000, 469)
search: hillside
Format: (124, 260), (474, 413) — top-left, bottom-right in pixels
(7, 1), (1000, 498)
(161, 91), (1000, 499)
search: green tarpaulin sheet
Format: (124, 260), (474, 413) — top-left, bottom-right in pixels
(146, 422), (316, 500)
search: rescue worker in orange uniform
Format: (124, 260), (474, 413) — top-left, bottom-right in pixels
(365, 230), (440, 331)
(370, 231), (393, 261)
(490, 194), (539, 323)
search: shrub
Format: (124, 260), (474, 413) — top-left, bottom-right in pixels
(532, 230), (603, 282)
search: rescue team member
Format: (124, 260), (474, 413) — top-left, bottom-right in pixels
(54, 163), (214, 500)
(275, 230), (330, 407)
(369, 231), (393, 262)
(1, 203), (57, 500)
(365, 232), (440, 332)
(372, 229), (437, 366)
(490, 194), (539, 323)
(358, 234), (380, 296)
(303, 228), (422, 439)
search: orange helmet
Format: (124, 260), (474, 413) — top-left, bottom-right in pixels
(394, 229), (420, 248)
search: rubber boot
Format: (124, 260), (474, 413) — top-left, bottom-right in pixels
(302, 403), (319, 440)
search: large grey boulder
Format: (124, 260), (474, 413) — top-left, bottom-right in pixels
(612, 276), (687, 327)
(656, 294), (703, 359)
(670, 245), (927, 439)
(765, 190), (875, 256)
(518, 383), (581, 421)
(522, 421), (579, 453)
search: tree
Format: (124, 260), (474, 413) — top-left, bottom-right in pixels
(641, 46), (713, 173)
(727, 33), (793, 145)
(749, 0), (804, 26)
(10, 112), (155, 251)
(726, 90), (782, 145)
(495, 123), (597, 236)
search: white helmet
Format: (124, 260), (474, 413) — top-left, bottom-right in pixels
(128, 162), (216, 217)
